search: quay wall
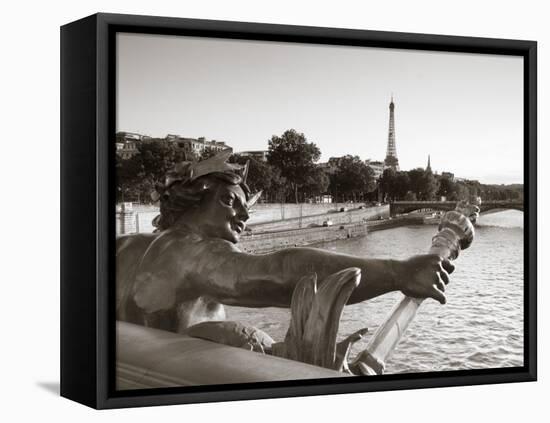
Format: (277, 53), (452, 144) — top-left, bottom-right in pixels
(247, 203), (362, 224)
(248, 205), (389, 232)
(240, 215), (425, 254)
(239, 223), (368, 254)
(366, 215), (425, 232)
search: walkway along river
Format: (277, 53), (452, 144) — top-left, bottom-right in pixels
(226, 210), (524, 374)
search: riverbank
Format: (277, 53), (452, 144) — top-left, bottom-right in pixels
(248, 204), (388, 232)
(240, 215), (425, 253)
(239, 203), (419, 253)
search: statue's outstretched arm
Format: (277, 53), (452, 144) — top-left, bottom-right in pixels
(195, 242), (452, 308)
(132, 238), (452, 313)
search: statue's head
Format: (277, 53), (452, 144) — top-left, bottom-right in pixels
(151, 150), (261, 243)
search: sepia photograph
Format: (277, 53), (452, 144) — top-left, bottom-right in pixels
(114, 31), (525, 390)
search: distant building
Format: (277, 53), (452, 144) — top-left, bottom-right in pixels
(441, 171), (455, 181)
(116, 131), (233, 159)
(115, 142), (137, 160)
(238, 150), (269, 162)
(117, 131), (151, 142)
(165, 135), (233, 155)
(116, 131), (151, 159)
(365, 159), (385, 179)
(204, 139), (231, 153)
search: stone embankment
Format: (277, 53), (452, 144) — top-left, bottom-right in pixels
(247, 203), (368, 225)
(240, 215), (424, 254)
(248, 204), (389, 232)
(239, 223), (368, 254)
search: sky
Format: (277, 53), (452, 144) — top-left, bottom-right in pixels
(117, 33), (524, 185)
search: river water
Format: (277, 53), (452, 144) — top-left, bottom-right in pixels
(225, 210), (524, 374)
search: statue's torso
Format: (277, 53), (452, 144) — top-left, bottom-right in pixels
(116, 231), (226, 333)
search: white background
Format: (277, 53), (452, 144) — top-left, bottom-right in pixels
(1, 0), (546, 421)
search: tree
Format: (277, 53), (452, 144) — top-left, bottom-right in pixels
(378, 168), (394, 201)
(437, 176), (457, 200)
(394, 172), (411, 200)
(303, 166), (330, 201)
(480, 183), (522, 201)
(329, 155), (376, 202)
(465, 180), (482, 198)
(116, 154), (144, 202)
(407, 168), (439, 201)
(378, 168), (401, 201)
(420, 169), (439, 200)
(451, 182), (470, 201)
(407, 168), (425, 199)
(139, 140), (187, 182)
(267, 167), (288, 203)
(404, 191), (417, 201)
(115, 139), (190, 203)
(378, 169), (410, 202)
(267, 129), (321, 203)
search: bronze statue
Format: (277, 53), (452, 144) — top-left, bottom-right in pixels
(117, 151), (456, 342)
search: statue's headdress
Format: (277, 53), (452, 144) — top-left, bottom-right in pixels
(151, 149), (262, 208)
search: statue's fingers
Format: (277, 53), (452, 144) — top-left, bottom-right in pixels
(430, 287), (447, 305)
(441, 259), (455, 274)
(435, 277), (446, 292)
(439, 268), (450, 285)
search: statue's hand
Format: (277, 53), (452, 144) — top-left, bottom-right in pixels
(394, 255), (455, 304)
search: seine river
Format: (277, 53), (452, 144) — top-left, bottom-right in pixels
(225, 210), (524, 374)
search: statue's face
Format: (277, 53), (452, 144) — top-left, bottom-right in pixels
(197, 183), (250, 243)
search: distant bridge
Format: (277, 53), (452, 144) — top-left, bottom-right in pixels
(389, 200), (524, 217)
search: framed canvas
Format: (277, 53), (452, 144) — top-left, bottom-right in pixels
(60, 13), (537, 409)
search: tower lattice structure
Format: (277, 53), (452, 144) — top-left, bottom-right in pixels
(384, 96), (399, 171)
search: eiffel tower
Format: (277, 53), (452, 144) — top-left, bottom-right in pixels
(384, 96), (400, 171)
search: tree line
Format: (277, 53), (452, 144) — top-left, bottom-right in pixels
(116, 129), (523, 204)
(379, 168), (523, 202)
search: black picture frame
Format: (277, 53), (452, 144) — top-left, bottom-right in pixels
(60, 12), (537, 409)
